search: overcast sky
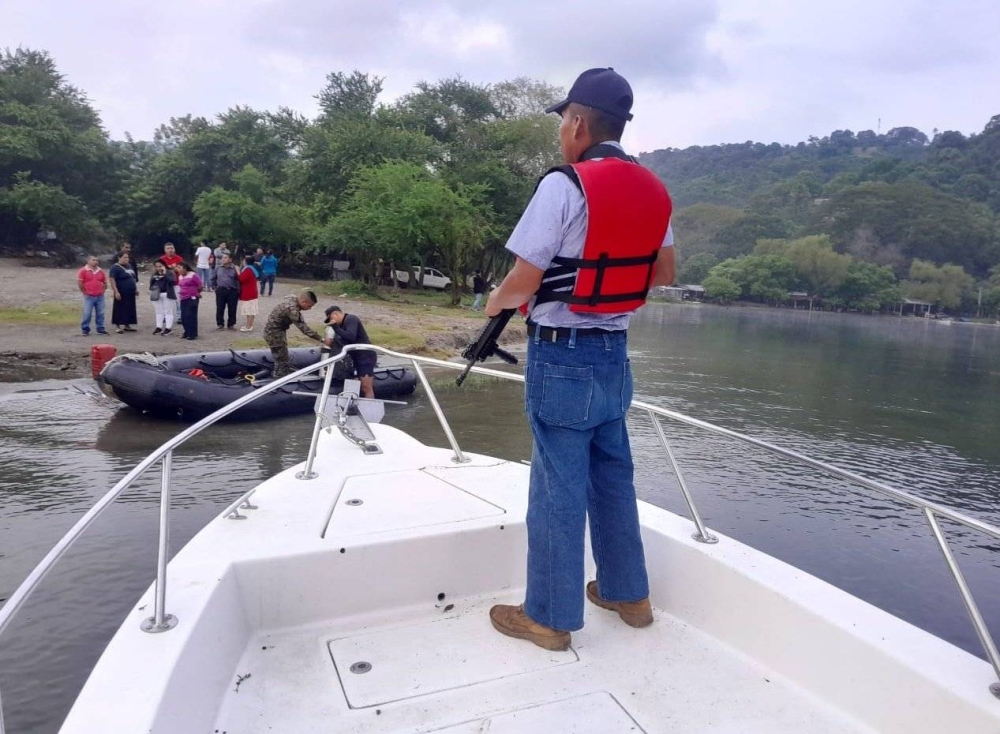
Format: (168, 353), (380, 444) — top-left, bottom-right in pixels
(4, 0), (999, 153)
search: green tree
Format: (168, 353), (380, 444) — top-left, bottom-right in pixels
(709, 254), (795, 303)
(905, 259), (975, 310)
(702, 273), (740, 304)
(316, 70), (384, 123)
(490, 77), (563, 119)
(677, 252), (717, 284)
(0, 48), (116, 245)
(837, 261), (900, 312)
(395, 77), (498, 144)
(754, 235), (851, 298)
(982, 287), (1000, 317)
(318, 162), (491, 304)
(193, 165), (306, 252)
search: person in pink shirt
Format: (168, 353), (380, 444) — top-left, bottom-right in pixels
(173, 261), (204, 340)
(77, 255), (108, 336)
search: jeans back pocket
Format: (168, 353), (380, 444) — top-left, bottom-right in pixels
(538, 363), (594, 427)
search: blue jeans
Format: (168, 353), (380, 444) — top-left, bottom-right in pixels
(261, 273), (275, 296)
(197, 267), (212, 288)
(81, 294), (106, 333)
(472, 292), (483, 310)
(523, 328), (648, 632)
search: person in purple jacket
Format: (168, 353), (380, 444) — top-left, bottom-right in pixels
(173, 261), (204, 340)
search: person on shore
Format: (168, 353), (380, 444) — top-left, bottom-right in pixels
(472, 270), (485, 311)
(174, 262), (203, 340)
(195, 241), (212, 290)
(159, 242), (183, 270)
(149, 260), (177, 335)
(484, 68), (675, 651)
(260, 250), (278, 296)
(77, 255), (108, 336)
(263, 290), (322, 378)
(211, 253), (240, 330)
(253, 247), (265, 285)
(159, 242), (184, 323)
(238, 255), (260, 331)
(323, 305), (376, 398)
(108, 250), (139, 333)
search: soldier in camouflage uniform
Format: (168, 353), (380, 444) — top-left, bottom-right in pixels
(263, 290), (322, 377)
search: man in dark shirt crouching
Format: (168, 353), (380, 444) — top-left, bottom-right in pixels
(324, 306), (377, 398)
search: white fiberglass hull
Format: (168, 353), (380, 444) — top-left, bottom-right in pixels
(60, 424), (1000, 733)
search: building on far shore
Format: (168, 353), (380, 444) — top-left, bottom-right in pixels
(649, 285), (684, 301)
(788, 291), (815, 310)
(679, 284), (705, 301)
(898, 298), (935, 316)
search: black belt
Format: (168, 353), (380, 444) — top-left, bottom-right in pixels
(526, 321), (625, 342)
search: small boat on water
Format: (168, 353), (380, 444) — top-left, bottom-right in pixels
(2, 346), (999, 733)
(99, 347), (418, 421)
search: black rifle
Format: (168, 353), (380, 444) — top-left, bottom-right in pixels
(456, 309), (518, 386)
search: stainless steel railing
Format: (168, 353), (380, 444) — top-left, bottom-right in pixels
(1, 343), (999, 734)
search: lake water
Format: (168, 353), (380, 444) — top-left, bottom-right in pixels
(1, 304), (999, 733)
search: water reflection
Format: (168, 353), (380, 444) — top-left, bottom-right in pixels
(1, 305), (1000, 733)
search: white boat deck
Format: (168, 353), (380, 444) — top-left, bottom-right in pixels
(216, 595), (867, 733)
(60, 422), (1000, 734)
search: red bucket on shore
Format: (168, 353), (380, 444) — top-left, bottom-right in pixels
(91, 344), (116, 379)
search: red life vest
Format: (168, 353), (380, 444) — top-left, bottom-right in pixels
(533, 150), (672, 314)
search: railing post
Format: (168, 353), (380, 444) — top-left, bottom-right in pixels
(411, 360), (468, 463)
(647, 410), (718, 544)
(297, 351), (339, 480)
(923, 508), (1000, 698)
(141, 451), (178, 633)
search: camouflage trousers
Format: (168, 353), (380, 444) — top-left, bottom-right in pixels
(265, 330), (292, 377)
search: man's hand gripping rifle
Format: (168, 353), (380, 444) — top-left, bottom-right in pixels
(455, 308), (518, 386)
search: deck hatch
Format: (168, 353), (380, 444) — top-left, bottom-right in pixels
(328, 613), (577, 708)
(427, 692), (647, 733)
(323, 469), (505, 537)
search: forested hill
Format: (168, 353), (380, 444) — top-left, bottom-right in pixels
(642, 125), (998, 211)
(638, 120), (1000, 280)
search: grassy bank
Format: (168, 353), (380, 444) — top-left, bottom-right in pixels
(0, 302), (79, 326)
(316, 281), (483, 320)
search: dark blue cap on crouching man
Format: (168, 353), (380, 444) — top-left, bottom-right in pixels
(545, 67), (634, 121)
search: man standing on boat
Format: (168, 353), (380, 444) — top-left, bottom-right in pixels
(263, 290), (322, 378)
(484, 68), (675, 651)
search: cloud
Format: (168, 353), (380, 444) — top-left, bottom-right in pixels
(3, 0), (998, 152)
(244, 0), (726, 91)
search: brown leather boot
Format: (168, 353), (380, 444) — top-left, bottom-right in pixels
(586, 581), (654, 628)
(489, 604), (571, 651)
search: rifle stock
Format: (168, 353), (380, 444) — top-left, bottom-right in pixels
(456, 309), (518, 386)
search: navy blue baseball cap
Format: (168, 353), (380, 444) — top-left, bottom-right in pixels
(545, 67), (634, 121)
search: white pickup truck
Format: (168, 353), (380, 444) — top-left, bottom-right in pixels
(393, 266), (452, 291)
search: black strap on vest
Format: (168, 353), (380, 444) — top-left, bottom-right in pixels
(532, 143), (656, 308)
(532, 143), (635, 198)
